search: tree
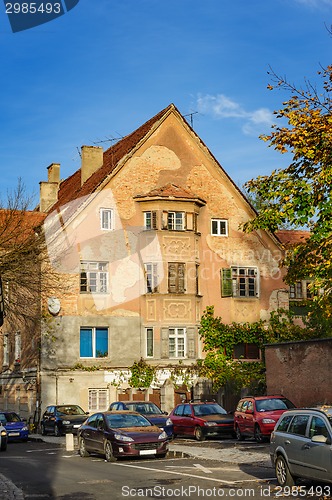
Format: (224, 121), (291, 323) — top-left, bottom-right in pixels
(243, 66), (332, 303)
(198, 306), (324, 392)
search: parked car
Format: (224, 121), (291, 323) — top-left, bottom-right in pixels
(234, 395), (296, 442)
(40, 405), (88, 436)
(109, 401), (173, 439)
(0, 422), (7, 451)
(78, 410), (169, 461)
(0, 411), (29, 442)
(169, 400), (234, 441)
(270, 406), (332, 486)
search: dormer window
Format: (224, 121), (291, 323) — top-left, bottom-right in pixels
(100, 208), (114, 230)
(144, 211), (157, 230)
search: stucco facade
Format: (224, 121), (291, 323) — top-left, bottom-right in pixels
(0, 104), (289, 419)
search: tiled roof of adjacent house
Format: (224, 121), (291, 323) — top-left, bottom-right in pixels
(276, 229), (310, 246)
(134, 183), (206, 204)
(0, 209), (46, 245)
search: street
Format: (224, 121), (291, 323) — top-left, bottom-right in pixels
(0, 437), (331, 500)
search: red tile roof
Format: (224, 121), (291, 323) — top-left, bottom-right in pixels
(48, 104), (175, 215)
(276, 229), (310, 246)
(0, 209), (46, 245)
(134, 183), (206, 204)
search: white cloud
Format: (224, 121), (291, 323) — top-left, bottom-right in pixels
(196, 94), (274, 136)
(295, 0), (332, 7)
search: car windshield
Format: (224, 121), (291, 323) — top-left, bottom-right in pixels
(193, 404), (227, 416)
(256, 398), (295, 412)
(126, 403), (163, 415)
(106, 413), (152, 428)
(1, 413), (20, 423)
(57, 405), (85, 416)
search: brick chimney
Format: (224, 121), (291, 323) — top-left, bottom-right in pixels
(39, 163), (60, 213)
(81, 145), (104, 186)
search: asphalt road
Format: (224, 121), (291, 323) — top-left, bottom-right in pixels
(0, 438), (331, 499)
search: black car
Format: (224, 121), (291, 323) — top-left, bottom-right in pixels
(78, 410), (169, 461)
(109, 401), (173, 439)
(40, 405), (88, 436)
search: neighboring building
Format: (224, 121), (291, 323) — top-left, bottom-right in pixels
(0, 104), (289, 419)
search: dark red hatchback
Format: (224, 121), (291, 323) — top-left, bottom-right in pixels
(78, 411), (169, 462)
(169, 401), (235, 441)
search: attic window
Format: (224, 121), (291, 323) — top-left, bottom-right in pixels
(100, 208), (114, 231)
(211, 218), (228, 236)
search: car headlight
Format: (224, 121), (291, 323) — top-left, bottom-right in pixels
(62, 420), (71, 425)
(114, 433), (134, 442)
(204, 421), (216, 426)
(21, 426), (28, 431)
(166, 418), (172, 426)
(158, 431), (167, 440)
(261, 418), (276, 424)
(1, 430), (7, 437)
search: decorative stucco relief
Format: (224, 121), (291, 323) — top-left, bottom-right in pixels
(163, 299), (192, 320)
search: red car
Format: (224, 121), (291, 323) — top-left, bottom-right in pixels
(78, 411), (169, 461)
(169, 401), (235, 441)
(234, 395), (296, 442)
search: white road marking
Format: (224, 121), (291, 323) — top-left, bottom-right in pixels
(193, 463), (212, 474)
(114, 462), (237, 485)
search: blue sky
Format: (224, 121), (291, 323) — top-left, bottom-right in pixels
(0, 0), (331, 205)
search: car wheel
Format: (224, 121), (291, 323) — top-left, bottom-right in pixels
(54, 424), (61, 437)
(41, 424), (47, 436)
(235, 425), (245, 441)
(0, 441), (7, 451)
(158, 452), (168, 459)
(254, 424), (264, 443)
(105, 440), (116, 462)
(275, 455), (295, 487)
(79, 437), (90, 458)
(194, 426), (205, 441)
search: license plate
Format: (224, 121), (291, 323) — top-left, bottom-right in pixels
(139, 449), (156, 455)
(9, 432), (20, 436)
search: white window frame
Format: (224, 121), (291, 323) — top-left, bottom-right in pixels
(146, 327), (154, 358)
(80, 261), (108, 293)
(169, 327), (186, 358)
(80, 327), (109, 359)
(144, 263), (159, 293)
(168, 211), (185, 231)
(3, 334), (9, 366)
(88, 388), (109, 412)
(231, 266), (259, 298)
(211, 218), (228, 236)
(100, 208), (114, 231)
(14, 332), (21, 363)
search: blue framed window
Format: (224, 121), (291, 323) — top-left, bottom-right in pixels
(80, 327), (108, 358)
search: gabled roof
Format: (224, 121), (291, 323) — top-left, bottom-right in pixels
(134, 183), (206, 205)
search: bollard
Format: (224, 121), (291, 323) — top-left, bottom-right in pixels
(66, 433), (74, 451)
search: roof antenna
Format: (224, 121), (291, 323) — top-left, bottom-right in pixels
(184, 111), (198, 129)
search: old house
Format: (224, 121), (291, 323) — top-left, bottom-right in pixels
(0, 104), (289, 420)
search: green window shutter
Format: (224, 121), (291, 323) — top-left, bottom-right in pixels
(221, 268), (232, 297)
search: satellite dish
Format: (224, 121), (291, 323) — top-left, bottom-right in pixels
(48, 297), (61, 316)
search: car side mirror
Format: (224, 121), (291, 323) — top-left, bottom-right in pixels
(311, 434), (329, 444)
